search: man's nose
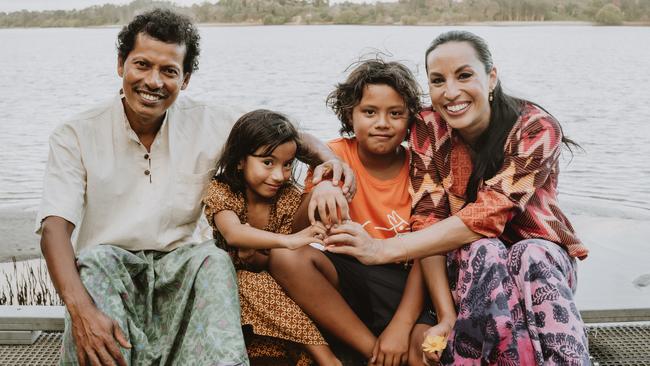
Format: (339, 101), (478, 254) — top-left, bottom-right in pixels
(144, 69), (163, 90)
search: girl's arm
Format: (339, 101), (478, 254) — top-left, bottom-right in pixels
(214, 210), (326, 250)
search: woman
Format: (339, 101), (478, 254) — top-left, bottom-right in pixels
(325, 31), (590, 365)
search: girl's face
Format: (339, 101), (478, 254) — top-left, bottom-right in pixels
(350, 84), (409, 158)
(240, 141), (296, 201)
(426, 41), (497, 143)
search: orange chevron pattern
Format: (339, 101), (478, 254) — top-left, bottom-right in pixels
(409, 103), (589, 259)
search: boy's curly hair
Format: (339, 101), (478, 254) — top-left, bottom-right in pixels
(117, 8), (200, 74)
(327, 59), (422, 137)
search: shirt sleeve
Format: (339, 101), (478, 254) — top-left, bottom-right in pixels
(35, 124), (87, 234)
(408, 118), (451, 232)
(455, 112), (562, 238)
(202, 180), (244, 229)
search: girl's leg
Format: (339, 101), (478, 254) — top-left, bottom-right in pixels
(269, 246), (376, 358)
(507, 239), (590, 365)
(439, 238), (536, 365)
(304, 344), (343, 366)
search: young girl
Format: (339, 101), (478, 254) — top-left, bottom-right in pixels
(202, 109), (341, 365)
(269, 60), (453, 366)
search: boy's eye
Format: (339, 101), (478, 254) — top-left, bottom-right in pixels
(391, 111), (404, 117)
(364, 109), (376, 116)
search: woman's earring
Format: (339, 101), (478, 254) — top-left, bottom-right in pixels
(488, 90), (494, 102)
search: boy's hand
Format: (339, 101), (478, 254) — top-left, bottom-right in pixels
(371, 321), (411, 366)
(312, 159), (356, 201)
(308, 180), (350, 227)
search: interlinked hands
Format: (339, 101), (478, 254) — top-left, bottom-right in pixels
(323, 221), (386, 265)
(70, 304), (131, 366)
(285, 222), (328, 250)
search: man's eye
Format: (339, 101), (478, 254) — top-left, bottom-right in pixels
(165, 68), (179, 76)
(135, 61), (146, 67)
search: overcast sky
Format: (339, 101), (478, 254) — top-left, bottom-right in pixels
(0, 0), (393, 12)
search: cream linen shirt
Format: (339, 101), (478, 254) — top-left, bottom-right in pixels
(36, 93), (239, 254)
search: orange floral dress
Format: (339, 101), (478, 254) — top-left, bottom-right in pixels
(203, 180), (326, 365)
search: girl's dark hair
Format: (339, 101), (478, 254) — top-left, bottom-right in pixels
(215, 109), (301, 193)
(327, 59), (422, 138)
(425, 30), (579, 203)
(117, 8), (200, 74)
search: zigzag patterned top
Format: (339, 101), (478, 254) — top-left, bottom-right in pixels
(409, 103), (588, 259)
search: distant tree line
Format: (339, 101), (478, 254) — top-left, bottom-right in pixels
(1, 0), (648, 27)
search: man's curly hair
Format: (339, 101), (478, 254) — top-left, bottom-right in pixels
(117, 8), (200, 74)
(327, 59), (422, 137)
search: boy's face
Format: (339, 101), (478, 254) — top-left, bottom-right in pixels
(350, 83), (409, 158)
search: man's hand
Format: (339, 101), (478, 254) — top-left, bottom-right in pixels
(311, 159), (356, 202)
(70, 305), (131, 366)
(370, 321), (411, 366)
(307, 180), (350, 227)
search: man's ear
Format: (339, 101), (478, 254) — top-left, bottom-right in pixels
(117, 56), (125, 78)
(181, 73), (192, 90)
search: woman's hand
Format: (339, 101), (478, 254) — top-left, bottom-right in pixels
(323, 222), (386, 265)
(308, 180), (350, 227)
(371, 321), (411, 366)
(285, 222), (327, 250)
(421, 322), (452, 365)
(311, 159), (356, 202)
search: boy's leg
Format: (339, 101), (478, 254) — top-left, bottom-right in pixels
(269, 246), (376, 358)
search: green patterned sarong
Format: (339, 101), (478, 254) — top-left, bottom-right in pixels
(61, 241), (249, 365)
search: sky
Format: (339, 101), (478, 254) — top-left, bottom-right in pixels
(0, 0), (393, 12)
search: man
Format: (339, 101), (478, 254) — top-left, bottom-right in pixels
(36, 9), (353, 366)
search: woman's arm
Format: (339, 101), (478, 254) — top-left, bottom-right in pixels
(214, 210), (326, 250)
(325, 216), (482, 265)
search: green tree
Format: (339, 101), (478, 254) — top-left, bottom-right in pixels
(595, 3), (624, 24)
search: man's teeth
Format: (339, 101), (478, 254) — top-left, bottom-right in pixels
(139, 92), (161, 101)
(447, 103), (469, 112)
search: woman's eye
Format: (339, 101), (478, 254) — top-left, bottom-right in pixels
(459, 72), (473, 80)
(430, 77), (444, 85)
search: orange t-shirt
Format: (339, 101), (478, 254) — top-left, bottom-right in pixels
(305, 137), (411, 239)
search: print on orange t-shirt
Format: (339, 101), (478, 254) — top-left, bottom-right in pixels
(305, 138), (411, 239)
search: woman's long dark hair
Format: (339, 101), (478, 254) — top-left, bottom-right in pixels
(215, 109), (301, 194)
(425, 31), (579, 203)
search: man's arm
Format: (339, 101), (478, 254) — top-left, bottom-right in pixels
(41, 216), (130, 366)
(298, 132), (356, 200)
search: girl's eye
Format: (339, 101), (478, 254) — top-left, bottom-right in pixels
(283, 160), (294, 169)
(262, 160), (273, 166)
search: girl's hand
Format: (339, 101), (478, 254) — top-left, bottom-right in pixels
(308, 180), (350, 227)
(421, 322), (452, 365)
(238, 249), (269, 272)
(285, 222), (327, 250)
(323, 222), (386, 265)
(371, 322), (411, 366)
(311, 159), (356, 201)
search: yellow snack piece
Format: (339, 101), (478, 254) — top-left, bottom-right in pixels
(421, 335), (448, 353)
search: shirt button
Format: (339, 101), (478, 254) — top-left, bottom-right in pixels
(144, 154), (149, 159)
(144, 170), (150, 176)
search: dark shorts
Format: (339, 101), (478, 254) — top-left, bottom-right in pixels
(324, 252), (437, 336)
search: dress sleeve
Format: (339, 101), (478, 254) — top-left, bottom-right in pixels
(202, 180), (244, 229)
(276, 185), (304, 235)
(408, 111), (452, 232)
(455, 111), (562, 238)
(35, 124), (87, 234)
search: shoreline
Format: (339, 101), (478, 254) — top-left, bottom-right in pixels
(2, 20), (650, 29)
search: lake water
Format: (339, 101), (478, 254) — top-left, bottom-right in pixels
(1, 25), (649, 212)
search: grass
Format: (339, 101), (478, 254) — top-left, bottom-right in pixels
(0, 257), (62, 306)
